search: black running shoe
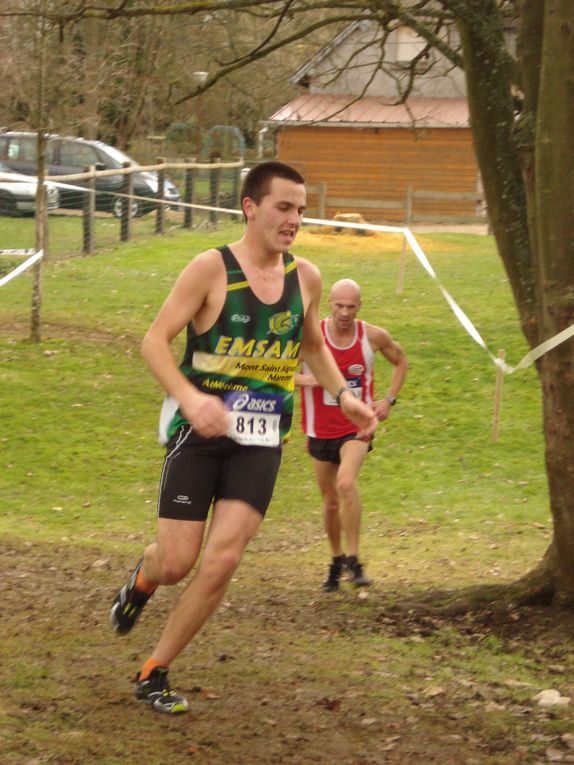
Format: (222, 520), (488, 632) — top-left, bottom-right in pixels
(109, 558), (154, 635)
(322, 560), (344, 592)
(346, 557), (372, 588)
(134, 667), (190, 714)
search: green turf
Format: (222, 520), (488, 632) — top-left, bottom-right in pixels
(0, 219), (545, 556)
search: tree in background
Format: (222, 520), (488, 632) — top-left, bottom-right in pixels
(2, 0), (573, 606)
(0, 0), (326, 153)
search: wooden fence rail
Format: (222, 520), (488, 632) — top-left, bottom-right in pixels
(43, 163), (487, 258)
(45, 158), (243, 254)
(305, 183), (487, 227)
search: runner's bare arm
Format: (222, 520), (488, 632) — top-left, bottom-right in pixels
(294, 354), (318, 388)
(141, 250), (230, 437)
(296, 259), (378, 438)
(367, 324), (408, 421)
(294, 371), (319, 387)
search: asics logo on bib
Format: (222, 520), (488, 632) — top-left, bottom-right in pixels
(231, 393), (278, 413)
(231, 313), (251, 323)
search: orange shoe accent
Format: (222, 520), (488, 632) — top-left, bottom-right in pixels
(139, 657), (164, 681)
(135, 566), (156, 595)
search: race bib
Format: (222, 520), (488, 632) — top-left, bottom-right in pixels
(224, 391), (283, 447)
(323, 377), (362, 406)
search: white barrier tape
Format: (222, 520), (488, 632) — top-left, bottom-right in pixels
(10, 178), (245, 213)
(401, 227), (574, 375)
(303, 215), (404, 235)
(0, 197), (569, 374)
(0, 173), (37, 183)
(503, 324), (574, 373)
(0, 249), (43, 288)
(305, 217), (574, 376)
(0, 248), (36, 256)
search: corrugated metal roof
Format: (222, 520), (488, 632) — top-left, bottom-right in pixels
(265, 95), (469, 128)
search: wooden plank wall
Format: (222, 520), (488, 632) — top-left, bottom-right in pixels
(276, 126), (480, 223)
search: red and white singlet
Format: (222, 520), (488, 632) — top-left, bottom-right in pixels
(301, 318), (375, 438)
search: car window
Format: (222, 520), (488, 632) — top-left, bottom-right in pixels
(45, 140), (58, 163)
(7, 139), (21, 160)
(20, 138), (38, 161)
(97, 145), (134, 169)
(59, 142), (99, 167)
(5, 137), (38, 162)
(5, 136), (33, 161)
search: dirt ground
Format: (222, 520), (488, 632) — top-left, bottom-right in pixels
(3, 536), (574, 765)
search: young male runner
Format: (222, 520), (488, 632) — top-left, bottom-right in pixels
(109, 163), (378, 714)
(297, 279), (407, 592)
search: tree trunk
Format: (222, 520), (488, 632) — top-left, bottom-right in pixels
(458, 1), (574, 604)
(535, 0), (574, 603)
(455, 1), (538, 346)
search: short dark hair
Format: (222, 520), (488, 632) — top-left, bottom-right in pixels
(240, 161), (305, 208)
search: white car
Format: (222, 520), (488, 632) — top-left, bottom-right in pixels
(0, 160), (59, 216)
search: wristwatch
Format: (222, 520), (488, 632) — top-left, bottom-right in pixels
(384, 395), (397, 406)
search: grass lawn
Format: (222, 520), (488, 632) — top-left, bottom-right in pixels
(1, 218), (571, 765)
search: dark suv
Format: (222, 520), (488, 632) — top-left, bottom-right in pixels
(0, 132), (180, 217)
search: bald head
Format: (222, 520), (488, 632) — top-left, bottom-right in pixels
(328, 279), (361, 332)
(329, 279), (361, 302)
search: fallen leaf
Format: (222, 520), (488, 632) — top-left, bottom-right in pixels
(504, 678), (533, 689)
(533, 689), (571, 708)
(422, 686), (445, 698)
(484, 701), (506, 712)
(546, 747), (565, 762)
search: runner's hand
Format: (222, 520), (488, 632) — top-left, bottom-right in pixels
(180, 390), (231, 438)
(340, 393), (378, 439)
(373, 398), (392, 422)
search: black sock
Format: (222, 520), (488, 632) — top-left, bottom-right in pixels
(333, 554), (346, 567)
(346, 555), (358, 567)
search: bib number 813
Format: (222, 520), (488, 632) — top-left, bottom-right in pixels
(236, 416), (267, 436)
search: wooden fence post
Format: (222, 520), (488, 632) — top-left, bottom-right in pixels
(232, 164), (241, 209)
(183, 159), (194, 229)
(155, 156), (165, 235)
(318, 182), (327, 220)
(31, 183), (46, 343)
(209, 158), (220, 226)
(396, 185), (413, 295)
(83, 165), (95, 254)
(120, 161), (133, 242)
(31, 130), (47, 343)
(492, 349), (506, 442)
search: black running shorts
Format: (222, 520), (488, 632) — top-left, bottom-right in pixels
(157, 426), (282, 521)
(307, 433), (373, 464)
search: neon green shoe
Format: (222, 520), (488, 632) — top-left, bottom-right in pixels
(134, 667), (190, 714)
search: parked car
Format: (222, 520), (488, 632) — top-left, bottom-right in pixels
(0, 160), (59, 216)
(0, 132), (180, 217)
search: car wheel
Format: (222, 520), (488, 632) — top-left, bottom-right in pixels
(112, 197), (139, 219)
(0, 192), (16, 217)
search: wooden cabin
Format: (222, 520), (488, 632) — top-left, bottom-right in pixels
(262, 21), (485, 225)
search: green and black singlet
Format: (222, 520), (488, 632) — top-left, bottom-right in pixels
(159, 245), (304, 446)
